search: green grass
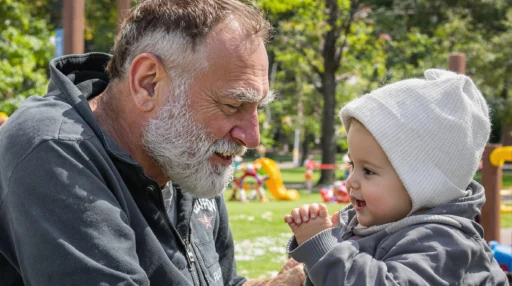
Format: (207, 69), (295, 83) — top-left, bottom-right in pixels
(225, 191), (345, 279)
(227, 166), (512, 279)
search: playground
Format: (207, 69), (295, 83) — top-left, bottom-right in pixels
(225, 154), (512, 278)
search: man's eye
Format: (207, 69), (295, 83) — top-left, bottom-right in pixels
(225, 104), (240, 110)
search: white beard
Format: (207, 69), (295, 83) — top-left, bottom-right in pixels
(141, 84), (246, 198)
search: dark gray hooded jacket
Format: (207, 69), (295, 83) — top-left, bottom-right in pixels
(0, 53), (245, 286)
(288, 181), (508, 285)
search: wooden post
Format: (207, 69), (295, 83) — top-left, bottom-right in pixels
(117, 0), (131, 31)
(481, 144), (503, 242)
(503, 124), (512, 146)
(449, 53), (466, 74)
(63, 0), (85, 55)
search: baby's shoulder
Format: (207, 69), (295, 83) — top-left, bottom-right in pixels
(380, 220), (481, 251)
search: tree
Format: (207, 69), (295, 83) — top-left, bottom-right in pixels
(0, 0), (54, 114)
(260, 0), (386, 184)
(371, 0), (512, 143)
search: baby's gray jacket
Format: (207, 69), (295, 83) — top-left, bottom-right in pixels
(287, 181), (509, 285)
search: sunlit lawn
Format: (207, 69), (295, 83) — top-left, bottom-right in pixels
(226, 166), (512, 279)
(225, 191), (344, 279)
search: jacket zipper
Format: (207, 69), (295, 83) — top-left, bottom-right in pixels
(155, 185), (201, 286)
(185, 237), (200, 286)
(342, 229), (354, 240)
(107, 158), (202, 284)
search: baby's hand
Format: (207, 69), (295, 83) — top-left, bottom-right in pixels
(284, 203), (333, 245)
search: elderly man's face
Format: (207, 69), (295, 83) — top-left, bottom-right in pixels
(143, 25), (270, 198)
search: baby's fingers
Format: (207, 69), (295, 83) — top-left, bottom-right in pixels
(331, 211), (341, 226)
(290, 208), (303, 224)
(299, 204), (311, 222)
(308, 203), (320, 219)
(318, 203), (330, 218)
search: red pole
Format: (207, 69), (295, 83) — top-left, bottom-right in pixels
(481, 144), (503, 242)
(63, 0), (85, 55)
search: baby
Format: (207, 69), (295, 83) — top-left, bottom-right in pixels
(285, 69), (508, 285)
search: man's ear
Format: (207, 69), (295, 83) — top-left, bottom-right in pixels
(128, 53), (169, 112)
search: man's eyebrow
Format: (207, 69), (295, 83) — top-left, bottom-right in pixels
(259, 90), (276, 108)
(222, 88), (276, 108)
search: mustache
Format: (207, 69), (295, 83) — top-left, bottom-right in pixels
(212, 139), (247, 156)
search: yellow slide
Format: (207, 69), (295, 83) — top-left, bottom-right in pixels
(254, 158), (300, 201)
(490, 146), (512, 167)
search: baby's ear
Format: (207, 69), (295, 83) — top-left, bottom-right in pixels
(331, 211), (341, 226)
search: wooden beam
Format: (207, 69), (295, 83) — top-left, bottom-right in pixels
(117, 0), (132, 32)
(63, 0), (85, 55)
(481, 144), (503, 242)
(449, 53), (466, 74)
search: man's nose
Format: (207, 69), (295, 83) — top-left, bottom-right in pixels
(230, 110), (260, 148)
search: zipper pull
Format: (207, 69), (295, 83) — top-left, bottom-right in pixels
(186, 245), (195, 263)
(342, 229), (354, 240)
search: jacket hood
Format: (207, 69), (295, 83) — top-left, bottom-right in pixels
(48, 53), (111, 103)
(340, 180), (485, 238)
(46, 53), (135, 163)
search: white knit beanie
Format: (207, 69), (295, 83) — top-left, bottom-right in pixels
(340, 69), (491, 214)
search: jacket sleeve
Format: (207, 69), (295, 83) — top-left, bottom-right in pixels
(288, 224), (506, 286)
(1, 138), (149, 285)
(214, 196), (246, 286)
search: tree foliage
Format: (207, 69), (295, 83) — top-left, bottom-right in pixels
(0, 0), (54, 114)
(258, 0), (512, 184)
(260, 0), (387, 184)
(3, 0), (512, 164)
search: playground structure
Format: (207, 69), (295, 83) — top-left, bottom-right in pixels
(491, 241), (512, 273)
(485, 145), (512, 276)
(320, 180), (350, 204)
(0, 112), (8, 127)
(304, 156), (346, 192)
(482, 145), (512, 241)
(230, 162), (268, 203)
(492, 147), (512, 170)
(493, 147), (512, 214)
(230, 158), (300, 202)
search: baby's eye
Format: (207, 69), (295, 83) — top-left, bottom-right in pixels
(363, 168), (375, 176)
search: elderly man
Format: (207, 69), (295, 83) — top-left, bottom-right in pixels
(0, 0), (304, 285)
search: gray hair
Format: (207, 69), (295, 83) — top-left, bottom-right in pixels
(106, 0), (272, 84)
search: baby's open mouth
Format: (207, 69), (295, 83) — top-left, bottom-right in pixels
(356, 199), (366, 207)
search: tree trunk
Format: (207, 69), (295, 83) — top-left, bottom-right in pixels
(317, 72), (337, 185)
(316, 0), (339, 186)
(300, 129), (313, 166)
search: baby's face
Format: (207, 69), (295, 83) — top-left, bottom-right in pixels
(346, 121), (412, 227)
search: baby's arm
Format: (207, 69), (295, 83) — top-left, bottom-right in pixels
(284, 203), (333, 244)
(286, 223), (508, 285)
